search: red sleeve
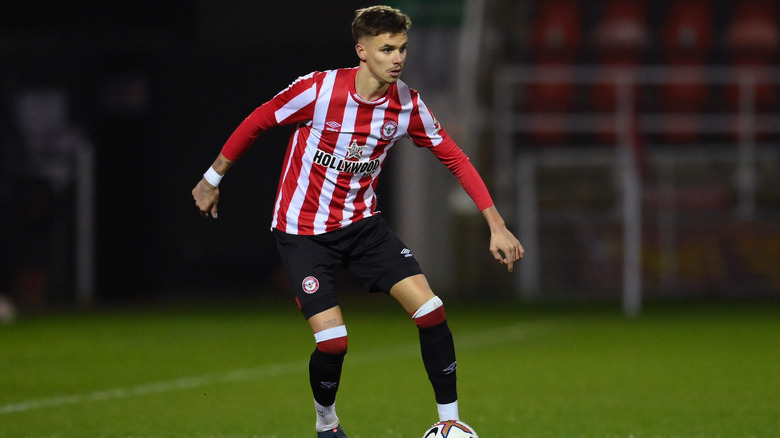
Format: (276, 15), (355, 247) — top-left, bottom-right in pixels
(220, 72), (320, 161)
(429, 135), (494, 211)
(220, 103), (277, 162)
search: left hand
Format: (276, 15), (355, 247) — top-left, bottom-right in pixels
(489, 226), (524, 272)
(481, 205), (525, 272)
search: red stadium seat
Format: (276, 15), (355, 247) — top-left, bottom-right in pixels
(724, 1), (778, 114)
(592, 0), (649, 65)
(529, 0), (582, 63)
(524, 64), (577, 112)
(725, 1), (779, 65)
(523, 62), (577, 144)
(657, 0), (714, 143)
(524, 0), (583, 144)
(661, 0), (714, 63)
(588, 0), (648, 143)
(658, 66), (710, 143)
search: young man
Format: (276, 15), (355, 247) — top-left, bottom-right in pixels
(192, 5), (523, 438)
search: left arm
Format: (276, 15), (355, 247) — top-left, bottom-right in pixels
(480, 205), (524, 272)
(407, 93), (523, 271)
(428, 138), (524, 272)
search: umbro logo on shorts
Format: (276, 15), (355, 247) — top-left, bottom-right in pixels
(400, 248), (413, 258)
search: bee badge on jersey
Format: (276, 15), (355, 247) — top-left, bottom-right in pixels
(381, 120), (398, 140)
(302, 276), (320, 294)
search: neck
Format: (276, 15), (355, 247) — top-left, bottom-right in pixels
(355, 65), (389, 101)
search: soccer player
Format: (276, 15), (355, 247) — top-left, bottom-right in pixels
(192, 5), (524, 438)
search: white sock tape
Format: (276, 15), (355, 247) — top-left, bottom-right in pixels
(314, 325), (348, 343)
(412, 296), (443, 319)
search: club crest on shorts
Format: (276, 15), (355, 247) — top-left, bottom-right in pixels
(380, 120), (398, 140)
(302, 276), (320, 294)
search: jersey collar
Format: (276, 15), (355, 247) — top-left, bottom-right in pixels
(349, 67), (392, 105)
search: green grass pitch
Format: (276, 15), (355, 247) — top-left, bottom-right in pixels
(1, 296), (778, 437)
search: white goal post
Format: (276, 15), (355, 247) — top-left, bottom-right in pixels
(495, 65), (780, 317)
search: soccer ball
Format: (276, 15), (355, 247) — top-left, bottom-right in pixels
(422, 420), (479, 438)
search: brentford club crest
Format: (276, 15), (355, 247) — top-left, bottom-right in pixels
(380, 120), (398, 140)
(302, 276), (319, 294)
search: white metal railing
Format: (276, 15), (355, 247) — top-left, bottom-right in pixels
(493, 65), (780, 316)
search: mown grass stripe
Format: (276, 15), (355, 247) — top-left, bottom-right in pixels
(0, 323), (537, 415)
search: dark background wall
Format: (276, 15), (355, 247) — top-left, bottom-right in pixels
(1, 1), (389, 304)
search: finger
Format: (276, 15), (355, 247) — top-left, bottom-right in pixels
(512, 241), (525, 260)
(503, 245), (515, 263)
(510, 245), (521, 262)
(490, 248), (504, 264)
(210, 204), (219, 219)
(503, 245), (522, 272)
(499, 247), (514, 272)
(500, 243), (515, 260)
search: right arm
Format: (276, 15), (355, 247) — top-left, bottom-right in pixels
(192, 153), (233, 219)
(191, 71), (321, 219)
(191, 99), (275, 219)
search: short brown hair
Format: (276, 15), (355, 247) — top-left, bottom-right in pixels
(352, 5), (412, 42)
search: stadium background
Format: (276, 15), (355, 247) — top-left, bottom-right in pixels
(1, 0), (779, 311)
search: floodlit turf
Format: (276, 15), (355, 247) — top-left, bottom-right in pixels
(1, 297), (778, 437)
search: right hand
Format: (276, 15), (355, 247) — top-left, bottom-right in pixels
(192, 179), (220, 218)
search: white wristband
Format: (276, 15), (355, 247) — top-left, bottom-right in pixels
(203, 167), (223, 187)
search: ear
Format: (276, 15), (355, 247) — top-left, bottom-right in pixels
(355, 43), (367, 63)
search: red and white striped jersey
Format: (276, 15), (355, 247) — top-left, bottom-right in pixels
(220, 67), (492, 235)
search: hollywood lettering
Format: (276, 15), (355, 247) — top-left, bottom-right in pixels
(312, 149), (380, 176)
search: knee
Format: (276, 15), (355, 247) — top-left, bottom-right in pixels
(412, 296), (446, 328)
(314, 325), (348, 355)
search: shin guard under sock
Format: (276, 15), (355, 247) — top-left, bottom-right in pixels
(418, 320), (458, 404)
(309, 348), (346, 407)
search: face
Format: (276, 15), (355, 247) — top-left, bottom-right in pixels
(356, 32), (408, 86)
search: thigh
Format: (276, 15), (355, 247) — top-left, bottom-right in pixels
(345, 215), (423, 294)
(307, 305), (346, 334)
(389, 274), (436, 314)
(275, 229), (340, 319)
